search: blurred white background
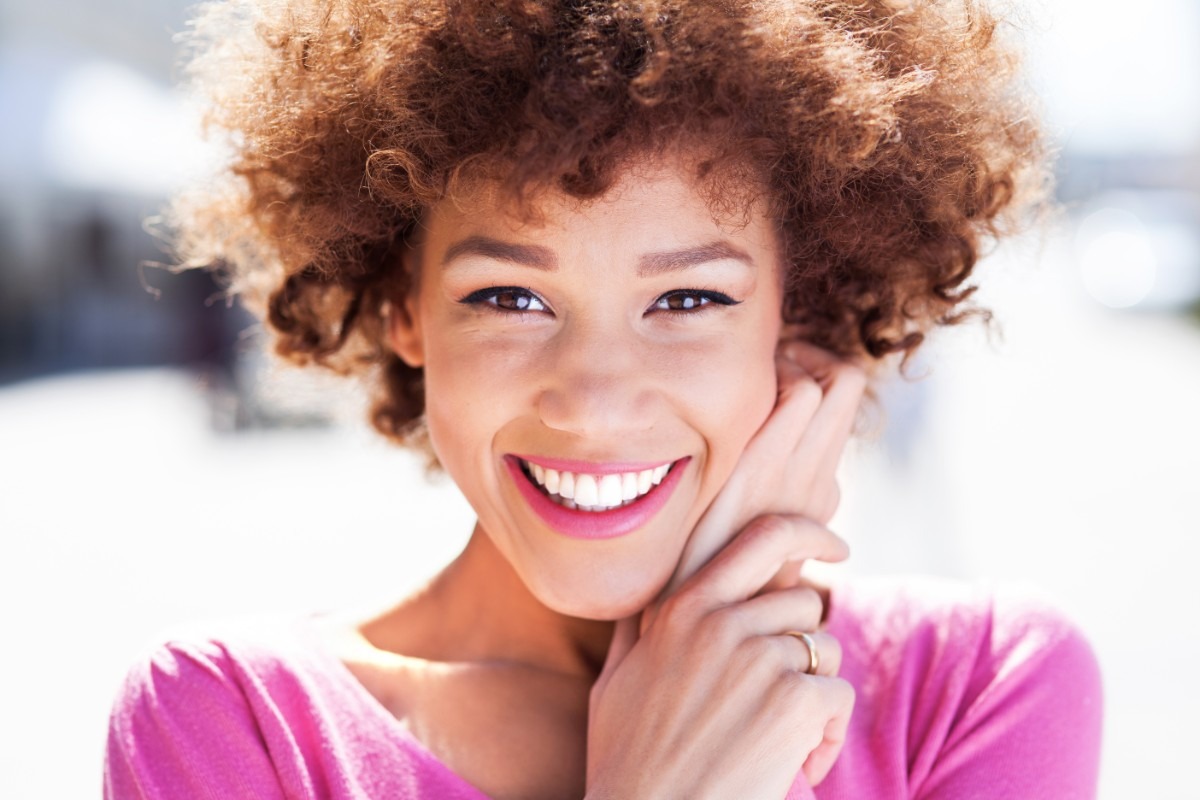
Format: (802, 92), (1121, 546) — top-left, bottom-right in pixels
(2, 0), (1198, 797)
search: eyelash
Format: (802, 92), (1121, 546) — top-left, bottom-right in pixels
(458, 287), (549, 314)
(650, 289), (741, 314)
(457, 287), (741, 316)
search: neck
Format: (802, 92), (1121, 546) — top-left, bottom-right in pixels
(365, 524), (613, 679)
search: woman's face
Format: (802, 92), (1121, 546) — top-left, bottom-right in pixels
(389, 157), (784, 619)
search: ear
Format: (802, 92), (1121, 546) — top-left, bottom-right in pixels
(386, 290), (425, 368)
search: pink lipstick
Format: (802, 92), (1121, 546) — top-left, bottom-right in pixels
(504, 455), (690, 540)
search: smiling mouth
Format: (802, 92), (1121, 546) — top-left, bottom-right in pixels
(517, 458), (677, 513)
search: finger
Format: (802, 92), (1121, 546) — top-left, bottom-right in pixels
(786, 347), (866, 463)
(796, 376), (863, 459)
(782, 340), (867, 393)
(759, 558), (809, 595)
(778, 630), (842, 678)
(723, 585), (825, 636)
(790, 391), (855, 524)
(782, 351), (865, 523)
(688, 516), (848, 606)
(769, 352), (856, 524)
(706, 353), (819, 511)
(665, 361), (821, 591)
(772, 354), (825, 445)
(801, 676), (855, 786)
(661, 353), (849, 604)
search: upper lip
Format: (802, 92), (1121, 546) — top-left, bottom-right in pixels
(510, 454), (680, 475)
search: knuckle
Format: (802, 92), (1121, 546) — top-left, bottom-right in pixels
(739, 634), (779, 664)
(780, 372), (821, 406)
(792, 377), (823, 407)
(795, 587), (825, 619)
(770, 671), (814, 708)
(704, 606), (748, 650)
(742, 514), (790, 549)
(797, 585), (823, 608)
(708, 603), (747, 634)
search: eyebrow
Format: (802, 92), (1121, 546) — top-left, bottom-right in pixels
(442, 236), (558, 270)
(636, 240), (754, 276)
(441, 235), (754, 275)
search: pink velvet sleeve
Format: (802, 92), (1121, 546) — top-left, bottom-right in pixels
(103, 639), (290, 800)
(810, 580), (1103, 800)
(909, 601), (1103, 799)
(103, 624), (493, 800)
(104, 587), (1102, 800)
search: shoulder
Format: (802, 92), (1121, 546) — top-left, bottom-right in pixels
(821, 576), (1102, 799)
(830, 575), (1100, 678)
(107, 616), (317, 726)
(103, 616), (338, 799)
(104, 615), (484, 800)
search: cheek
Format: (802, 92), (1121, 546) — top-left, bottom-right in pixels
(659, 329), (779, 465)
(419, 326), (542, 469)
(676, 318), (781, 484)
(707, 352), (776, 449)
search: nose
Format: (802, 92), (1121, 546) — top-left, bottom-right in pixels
(535, 322), (660, 440)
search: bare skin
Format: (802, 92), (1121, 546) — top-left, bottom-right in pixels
(327, 532), (606, 800)
(321, 158), (866, 800)
(328, 532), (841, 800)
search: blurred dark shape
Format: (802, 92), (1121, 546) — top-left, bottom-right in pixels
(0, 0), (257, 396)
(0, 191), (252, 386)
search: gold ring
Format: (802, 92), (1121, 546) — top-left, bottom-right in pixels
(784, 631), (819, 675)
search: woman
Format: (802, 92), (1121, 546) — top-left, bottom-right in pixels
(105, 1), (1103, 798)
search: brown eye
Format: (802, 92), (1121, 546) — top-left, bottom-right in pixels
(666, 294), (704, 310)
(460, 286), (548, 313)
(651, 290), (739, 313)
(494, 290), (537, 310)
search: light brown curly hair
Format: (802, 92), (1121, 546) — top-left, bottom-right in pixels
(172, 0), (1046, 452)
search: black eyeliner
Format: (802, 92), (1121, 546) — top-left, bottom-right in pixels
(457, 286), (532, 305)
(654, 289), (743, 309)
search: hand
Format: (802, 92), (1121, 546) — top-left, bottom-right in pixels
(586, 516), (854, 799)
(663, 340), (867, 611)
(586, 342), (866, 796)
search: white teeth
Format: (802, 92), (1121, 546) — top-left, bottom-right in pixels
(521, 459), (675, 512)
(621, 472), (638, 502)
(574, 474), (599, 506)
(598, 474), (623, 507)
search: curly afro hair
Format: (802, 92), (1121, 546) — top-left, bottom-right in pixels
(172, 0), (1047, 452)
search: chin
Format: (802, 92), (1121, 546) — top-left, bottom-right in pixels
(527, 564), (672, 621)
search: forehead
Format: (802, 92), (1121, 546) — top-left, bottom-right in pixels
(417, 154), (777, 256)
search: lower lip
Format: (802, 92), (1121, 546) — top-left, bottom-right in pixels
(504, 456), (691, 541)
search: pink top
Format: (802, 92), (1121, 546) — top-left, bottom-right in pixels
(104, 577), (1102, 799)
